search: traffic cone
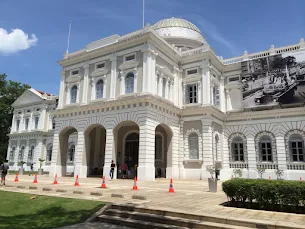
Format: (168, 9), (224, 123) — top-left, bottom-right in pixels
(33, 174), (38, 183)
(101, 176), (106, 188)
(300, 177), (303, 182)
(131, 177), (138, 190)
(74, 175), (79, 186)
(53, 174), (58, 184)
(168, 178), (175, 193)
(14, 172), (19, 182)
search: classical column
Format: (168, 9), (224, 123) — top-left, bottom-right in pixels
(182, 83), (186, 104)
(133, 69), (138, 93)
(138, 121), (155, 181)
(119, 73), (125, 95)
(142, 44), (157, 94)
(29, 112), (33, 131)
(275, 134), (288, 179)
(197, 81), (202, 104)
(39, 107), (47, 130)
(23, 139), (29, 166)
(110, 55), (117, 99)
(247, 137), (257, 178)
(220, 76), (226, 112)
(74, 131), (87, 178)
(201, 119), (213, 178)
(82, 63), (90, 104)
(178, 120), (185, 179)
(91, 78), (96, 101)
(201, 64), (211, 105)
(58, 71), (66, 108)
(103, 128), (116, 179)
(155, 74), (159, 95)
(158, 76), (163, 97)
(33, 138), (43, 171)
(165, 78), (169, 99)
(49, 133), (61, 177)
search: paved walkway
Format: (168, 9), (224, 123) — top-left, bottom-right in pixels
(1, 175), (305, 228)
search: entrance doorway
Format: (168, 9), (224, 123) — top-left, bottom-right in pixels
(125, 132), (139, 169)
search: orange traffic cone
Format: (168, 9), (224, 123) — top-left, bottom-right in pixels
(74, 175), (80, 186)
(101, 176), (106, 188)
(131, 177), (138, 190)
(168, 178), (175, 193)
(33, 174), (38, 183)
(53, 174), (58, 184)
(14, 172), (19, 182)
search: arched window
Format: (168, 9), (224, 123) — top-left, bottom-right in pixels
(290, 134), (304, 162)
(46, 144), (53, 162)
(70, 85), (78, 104)
(231, 136), (244, 161)
(259, 135), (272, 162)
(10, 147), (16, 161)
(96, 79), (104, 99)
(189, 133), (199, 159)
(125, 73), (134, 94)
(28, 145), (35, 162)
(68, 144), (75, 162)
(19, 146), (25, 161)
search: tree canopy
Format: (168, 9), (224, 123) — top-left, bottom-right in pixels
(0, 74), (30, 162)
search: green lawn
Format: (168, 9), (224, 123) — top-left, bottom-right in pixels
(0, 190), (105, 229)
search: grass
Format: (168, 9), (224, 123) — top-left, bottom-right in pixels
(0, 190), (105, 229)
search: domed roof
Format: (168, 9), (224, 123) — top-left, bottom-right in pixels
(152, 18), (202, 34)
(152, 18), (206, 50)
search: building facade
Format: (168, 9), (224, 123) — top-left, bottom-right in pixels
(7, 18), (305, 181)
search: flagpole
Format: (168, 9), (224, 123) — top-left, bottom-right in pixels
(142, 0), (145, 28)
(65, 21), (72, 57)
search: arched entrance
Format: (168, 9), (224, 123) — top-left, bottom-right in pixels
(155, 124), (173, 178)
(115, 121), (139, 179)
(59, 127), (78, 176)
(84, 124), (106, 177)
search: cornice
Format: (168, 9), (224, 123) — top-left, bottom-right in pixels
(8, 130), (54, 138)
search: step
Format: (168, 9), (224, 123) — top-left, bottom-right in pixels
(102, 209), (252, 229)
(97, 215), (187, 229)
(110, 204), (256, 228)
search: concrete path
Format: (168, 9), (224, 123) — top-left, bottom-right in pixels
(1, 175), (305, 228)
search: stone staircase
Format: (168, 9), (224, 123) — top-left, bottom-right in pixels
(95, 204), (268, 229)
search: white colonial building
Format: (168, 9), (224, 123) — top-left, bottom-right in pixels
(7, 18), (305, 181)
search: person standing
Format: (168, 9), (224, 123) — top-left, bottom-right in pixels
(29, 163), (34, 176)
(110, 160), (115, 179)
(0, 160), (9, 185)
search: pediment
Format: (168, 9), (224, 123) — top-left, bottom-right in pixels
(119, 60), (139, 71)
(91, 68), (109, 78)
(12, 89), (44, 107)
(66, 75), (81, 84)
(156, 64), (174, 79)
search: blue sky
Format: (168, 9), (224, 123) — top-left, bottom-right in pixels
(0, 0), (304, 95)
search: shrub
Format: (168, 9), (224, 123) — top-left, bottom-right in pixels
(222, 179), (305, 211)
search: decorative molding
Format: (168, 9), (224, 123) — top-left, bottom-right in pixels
(90, 68), (109, 78)
(118, 60), (139, 71)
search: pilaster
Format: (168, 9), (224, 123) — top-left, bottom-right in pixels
(158, 76), (163, 97)
(142, 43), (157, 94)
(220, 76), (226, 112)
(138, 121), (155, 181)
(276, 135), (288, 172)
(178, 120), (185, 178)
(58, 71), (66, 108)
(200, 64), (211, 105)
(74, 131), (87, 178)
(110, 55), (117, 98)
(119, 73), (125, 95)
(103, 128), (117, 179)
(49, 134), (61, 177)
(247, 137), (257, 178)
(33, 138), (43, 171)
(82, 63), (90, 104)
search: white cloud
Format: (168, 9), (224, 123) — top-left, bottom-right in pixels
(0, 28), (38, 55)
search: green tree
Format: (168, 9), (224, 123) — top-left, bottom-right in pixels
(0, 74), (30, 162)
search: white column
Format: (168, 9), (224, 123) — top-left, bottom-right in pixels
(138, 121), (155, 181)
(33, 138), (43, 171)
(178, 121), (185, 179)
(103, 78), (107, 98)
(29, 112), (33, 131)
(182, 83), (186, 104)
(155, 74), (159, 95)
(167, 126), (179, 179)
(134, 70), (138, 93)
(158, 76), (163, 97)
(142, 51), (148, 92)
(39, 107), (46, 130)
(201, 120), (213, 178)
(103, 128), (116, 179)
(276, 135), (287, 178)
(119, 73), (125, 95)
(13, 140), (20, 170)
(74, 131), (87, 178)
(58, 71), (66, 109)
(142, 44), (157, 94)
(201, 65), (211, 105)
(165, 78), (169, 99)
(11, 114), (16, 133)
(220, 76), (226, 112)
(82, 63), (90, 104)
(49, 133), (61, 177)
(247, 137), (257, 178)
(151, 54), (156, 94)
(23, 139), (29, 166)
(197, 81), (202, 104)
(110, 55), (117, 99)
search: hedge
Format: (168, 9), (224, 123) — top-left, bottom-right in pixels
(222, 179), (305, 211)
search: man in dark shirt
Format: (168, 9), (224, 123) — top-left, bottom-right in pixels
(110, 160), (115, 179)
(0, 160), (9, 185)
